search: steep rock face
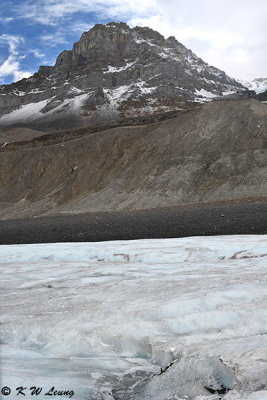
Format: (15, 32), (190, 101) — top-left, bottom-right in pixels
(0, 99), (266, 219)
(0, 22), (245, 130)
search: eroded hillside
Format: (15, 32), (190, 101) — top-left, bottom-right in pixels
(0, 99), (266, 220)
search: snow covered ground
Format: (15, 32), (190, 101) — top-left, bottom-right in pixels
(0, 236), (266, 400)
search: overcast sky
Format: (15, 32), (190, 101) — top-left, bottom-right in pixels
(0, 0), (266, 85)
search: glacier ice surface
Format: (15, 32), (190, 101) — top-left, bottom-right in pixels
(0, 235), (266, 399)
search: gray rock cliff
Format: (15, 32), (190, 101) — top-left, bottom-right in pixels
(0, 22), (246, 129)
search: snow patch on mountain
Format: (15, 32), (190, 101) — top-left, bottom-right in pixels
(0, 93), (90, 125)
(0, 99), (49, 124)
(195, 88), (218, 100)
(103, 61), (136, 74)
(103, 85), (132, 106)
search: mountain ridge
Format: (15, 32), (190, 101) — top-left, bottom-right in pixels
(0, 21), (247, 131)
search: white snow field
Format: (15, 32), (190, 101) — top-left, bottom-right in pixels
(0, 235), (266, 400)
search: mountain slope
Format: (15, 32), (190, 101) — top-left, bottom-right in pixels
(239, 77), (267, 93)
(0, 22), (245, 130)
(237, 77), (267, 101)
(251, 77), (267, 93)
(0, 99), (266, 220)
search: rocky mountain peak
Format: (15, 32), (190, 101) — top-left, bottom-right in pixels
(0, 21), (247, 130)
(55, 21), (167, 71)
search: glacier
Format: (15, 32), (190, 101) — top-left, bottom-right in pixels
(0, 235), (266, 399)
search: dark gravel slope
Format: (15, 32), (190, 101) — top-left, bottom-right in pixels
(0, 199), (266, 245)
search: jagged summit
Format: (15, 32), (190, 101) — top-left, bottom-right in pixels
(0, 22), (246, 129)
